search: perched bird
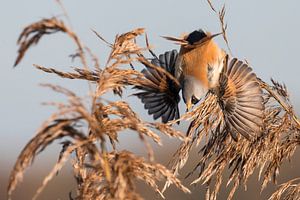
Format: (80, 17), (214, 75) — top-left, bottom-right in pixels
(134, 29), (264, 140)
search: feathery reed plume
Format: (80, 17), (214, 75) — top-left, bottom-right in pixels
(160, 1), (300, 200)
(8, 1), (300, 200)
(8, 14), (190, 200)
(269, 178), (300, 200)
(161, 65), (300, 200)
(14, 17), (88, 67)
(206, 0), (231, 55)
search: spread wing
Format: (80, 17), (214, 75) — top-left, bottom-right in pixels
(219, 58), (264, 140)
(134, 50), (181, 123)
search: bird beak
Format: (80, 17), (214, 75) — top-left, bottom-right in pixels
(186, 101), (192, 112)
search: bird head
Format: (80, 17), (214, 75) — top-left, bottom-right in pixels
(162, 29), (221, 50)
(182, 75), (208, 111)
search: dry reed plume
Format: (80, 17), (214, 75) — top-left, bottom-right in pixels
(8, 1), (300, 200)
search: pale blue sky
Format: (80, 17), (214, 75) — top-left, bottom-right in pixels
(1, 0), (300, 199)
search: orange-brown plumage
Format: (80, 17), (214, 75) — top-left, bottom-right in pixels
(135, 29), (264, 140)
(179, 38), (224, 88)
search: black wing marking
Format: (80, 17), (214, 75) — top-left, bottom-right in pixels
(219, 58), (264, 140)
(134, 50), (181, 123)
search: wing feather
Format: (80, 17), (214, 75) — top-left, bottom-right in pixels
(162, 106), (173, 123)
(219, 57), (264, 140)
(141, 69), (160, 85)
(134, 50), (181, 123)
(153, 104), (170, 119)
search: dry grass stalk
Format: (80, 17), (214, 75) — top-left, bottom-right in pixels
(75, 150), (190, 200)
(163, 72), (300, 200)
(8, 2), (300, 200)
(206, 0), (231, 55)
(268, 178), (300, 200)
(14, 17), (88, 67)
(8, 15), (190, 200)
(162, 1), (300, 199)
(34, 64), (100, 81)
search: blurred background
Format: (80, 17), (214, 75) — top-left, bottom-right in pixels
(1, 0), (300, 199)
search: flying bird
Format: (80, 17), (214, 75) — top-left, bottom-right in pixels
(134, 29), (264, 140)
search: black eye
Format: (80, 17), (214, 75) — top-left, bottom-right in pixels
(191, 95), (199, 104)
